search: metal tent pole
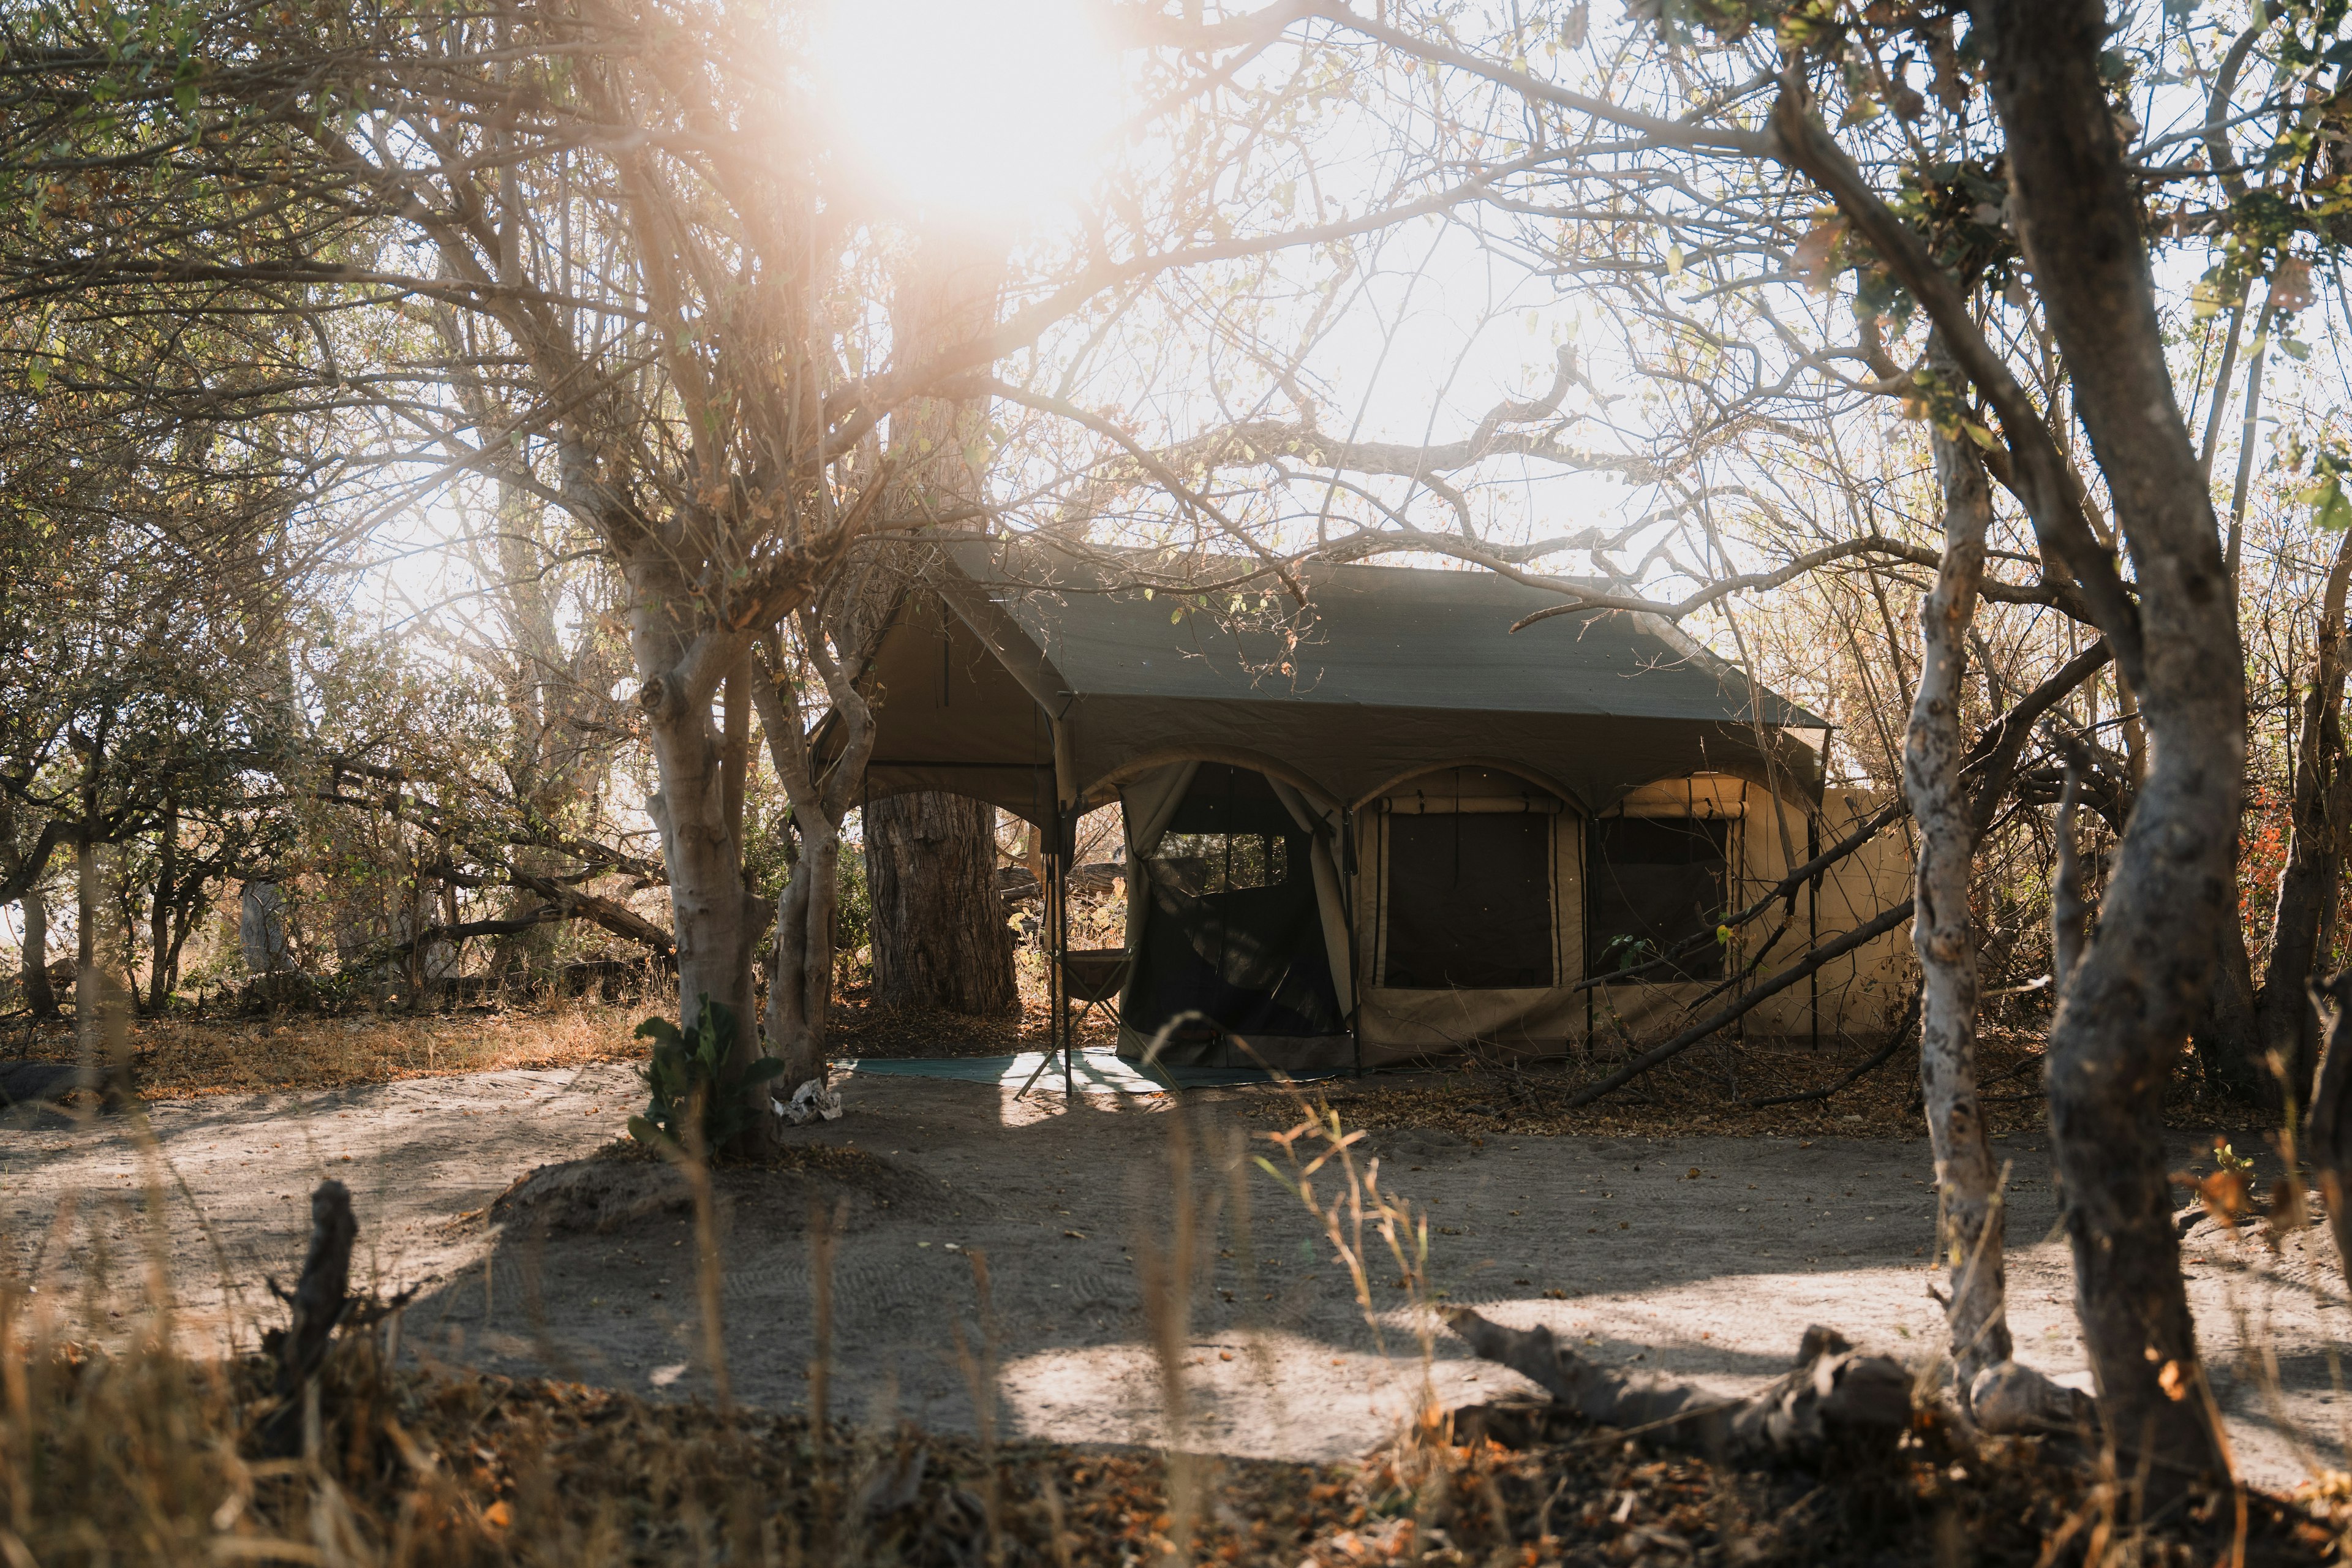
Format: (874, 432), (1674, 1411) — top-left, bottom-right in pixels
(1057, 797), (1074, 1099)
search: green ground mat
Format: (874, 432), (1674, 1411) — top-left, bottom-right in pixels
(835, 1047), (1342, 1094)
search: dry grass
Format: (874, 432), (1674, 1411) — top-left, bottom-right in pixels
(16, 1330), (2335, 1568)
(0, 966), (1121, 1099)
(5, 1000), (647, 1098)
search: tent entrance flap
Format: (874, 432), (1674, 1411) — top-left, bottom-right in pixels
(1119, 764), (1345, 1066)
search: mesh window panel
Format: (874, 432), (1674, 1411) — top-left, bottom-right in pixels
(1381, 813), (1553, 989)
(1586, 816), (1731, 981)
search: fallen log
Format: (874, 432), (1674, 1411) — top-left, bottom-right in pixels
(1443, 1308), (1912, 1461)
(1446, 1305), (2098, 1458)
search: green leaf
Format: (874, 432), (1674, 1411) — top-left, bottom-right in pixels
(2320, 481), (2352, 532)
(26, 358), (46, 392)
(2283, 337), (2312, 362)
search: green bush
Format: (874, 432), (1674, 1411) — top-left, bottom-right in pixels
(627, 996), (782, 1154)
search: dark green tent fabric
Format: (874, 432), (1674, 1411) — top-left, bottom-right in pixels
(832, 539), (1827, 826)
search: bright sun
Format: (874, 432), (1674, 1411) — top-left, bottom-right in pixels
(815, 0), (1123, 222)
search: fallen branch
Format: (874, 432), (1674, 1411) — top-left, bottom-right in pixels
(1563, 899), (1915, 1109)
(1444, 1309), (1911, 1461)
(1741, 983), (1923, 1110)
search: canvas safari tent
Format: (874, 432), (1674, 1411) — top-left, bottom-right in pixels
(826, 539), (1912, 1076)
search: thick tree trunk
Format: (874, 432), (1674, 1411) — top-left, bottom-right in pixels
(861, 232), (1013, 1017)
(20, 883), (55, 1017)
(1903, 388), (2013, 1392)
(628, 605), (758, 1052)
(2200, 915), (2269, 1106)
(865, 791), (1017, 1015)
(1975, 0), (2244, 1479)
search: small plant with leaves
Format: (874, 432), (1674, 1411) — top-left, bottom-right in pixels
(628, 996), (782, 1154)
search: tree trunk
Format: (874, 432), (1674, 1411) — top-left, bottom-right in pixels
(1975, 0), (2243, 1479)
(1903, 383), (2014, 1393)
(766, 825), (838, 1090)
(2251, 531), (2352, 1096)
(865, 791), (1016, 1016)
(77, 839), (128, 1099)
(147, 798), (178, 1014)
(20, 882), (56, 1017)
(630, 598), (760, 1055)
(750, 619), (879, 1117)
(2199, 913), (2269, 1106)
(861, 231), (1014, 1017)
(2308, 973), (2352, 1288)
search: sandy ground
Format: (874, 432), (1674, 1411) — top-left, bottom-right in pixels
(4, 1063), (2347, 1491)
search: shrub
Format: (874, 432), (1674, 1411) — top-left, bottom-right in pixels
(627, 996), (782, 1154)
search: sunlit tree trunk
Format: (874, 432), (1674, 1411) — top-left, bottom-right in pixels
(1903, 382), (2013, 1393)
(625, 572), (759, 1047)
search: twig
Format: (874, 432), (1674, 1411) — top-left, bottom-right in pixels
(1740, 984), (1923, 1109)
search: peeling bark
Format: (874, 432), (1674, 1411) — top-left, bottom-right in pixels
(1903, 375), (2013, 1392)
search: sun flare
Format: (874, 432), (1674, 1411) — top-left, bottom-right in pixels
(815, 0), (1123, 221)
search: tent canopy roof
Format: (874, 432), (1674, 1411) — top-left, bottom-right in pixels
(837, 538), (1828, 826)
(959, 540), (1823, 726)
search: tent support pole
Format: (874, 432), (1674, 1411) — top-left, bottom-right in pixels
(1055, 795), (1072, 1100)
(1807, 813), (1820, 1053)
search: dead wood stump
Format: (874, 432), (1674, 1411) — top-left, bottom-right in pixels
(258, 1179), (356, 1455)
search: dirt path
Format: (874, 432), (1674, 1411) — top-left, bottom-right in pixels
(4, 1065), (2345, 1488)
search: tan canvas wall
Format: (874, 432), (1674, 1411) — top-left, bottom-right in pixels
(1354, 771), (1913, 1068)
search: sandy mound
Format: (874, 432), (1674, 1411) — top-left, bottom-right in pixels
(491, 1158), (693, 1235)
